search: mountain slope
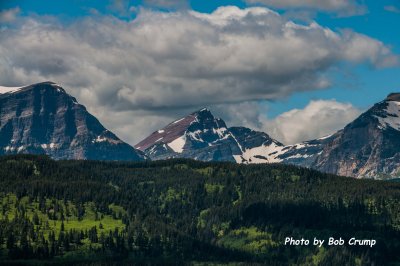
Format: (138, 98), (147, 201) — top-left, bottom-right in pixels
(0, 82), (146, 161)
(313, 93), (400, 178)
(228, 126), (284, 163)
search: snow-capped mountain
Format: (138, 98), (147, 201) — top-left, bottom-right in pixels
(135, 107), (334, 166)
(313, 93), (400, 179)
(2, 82), (400, 179)
(137, 93), (400, 179)
(135, 108), (241, 161)
(236, 92), (400, 179)
(135, 108), (282, 162)
(0, 82), (146, 161)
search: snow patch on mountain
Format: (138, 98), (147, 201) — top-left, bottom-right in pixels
(213, 127), (228, 138)
(234, 142), (285, 164)
(318, 133), (334, 140)
(172, 118), (185, 124)
(41, 143), (57, 149)
(4, 146), (26, 152)
(375, 101), (400, 130)
(188, 130), (204, 142)
(167, 135), (186, 153)
(0, 86), (25, 94)
(93, 136), (108, 143)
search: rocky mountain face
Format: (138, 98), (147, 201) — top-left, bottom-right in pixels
(137, 94), (400, 179)
(312, 94), (400, 178)
(135, 108), (282, 162)
(0, 82), (146, 161)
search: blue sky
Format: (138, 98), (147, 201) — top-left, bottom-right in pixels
(0, 0), (399, 144)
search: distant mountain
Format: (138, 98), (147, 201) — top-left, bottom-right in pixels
(312, 93), (400, 179)
(0, 82), (146, 161)
(137, 93), (400, 179)
(135, 108), (282, 162)
(135, 107), (335, 166)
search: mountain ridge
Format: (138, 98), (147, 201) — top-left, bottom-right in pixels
(136, 93), (400, 179)
(3, 81), (400, 178)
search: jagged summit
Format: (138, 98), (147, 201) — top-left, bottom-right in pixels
(135, 108), (284, 163)
(189, 107), (215, 120)
(0, 82), (146, 161)
(134, 108), (222, 152)
(135, 108), (234, 160)
(193, 107), (210, 113)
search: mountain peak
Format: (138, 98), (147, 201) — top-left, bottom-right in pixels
(191, 107), (212, 116)
(0, 81), (66, 95)
(28, 81), (67, 93)
(135, 107), (235, 159)
(37, 81), (57, 85)
(386, 93), (400, 102)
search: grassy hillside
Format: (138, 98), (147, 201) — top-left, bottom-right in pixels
(0, 155), (399, 265)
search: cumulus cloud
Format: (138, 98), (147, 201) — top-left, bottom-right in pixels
(245, 0), (367, 16)
(262, 100), (362, 144)
(0, 6), (396, 143)
(0, 7), (20, 23)
(212, 99), (362, 145)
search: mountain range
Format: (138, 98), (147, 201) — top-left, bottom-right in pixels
(135, 94), (400, 179)
(1, 81), (400, 179)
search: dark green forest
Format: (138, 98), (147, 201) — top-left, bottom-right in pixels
(0, 155), (399, 265)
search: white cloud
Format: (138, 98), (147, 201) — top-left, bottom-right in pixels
(0, 6), (396, 144)
(262, 100), (362, 144)
(0, 7), (20, 23)
(245, 0), (367, 16)
(341, 30), (398, 68)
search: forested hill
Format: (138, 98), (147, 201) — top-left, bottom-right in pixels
(0, 155), (399, 265)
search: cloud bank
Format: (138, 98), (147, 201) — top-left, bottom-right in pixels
(0, 6), (396, 144)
